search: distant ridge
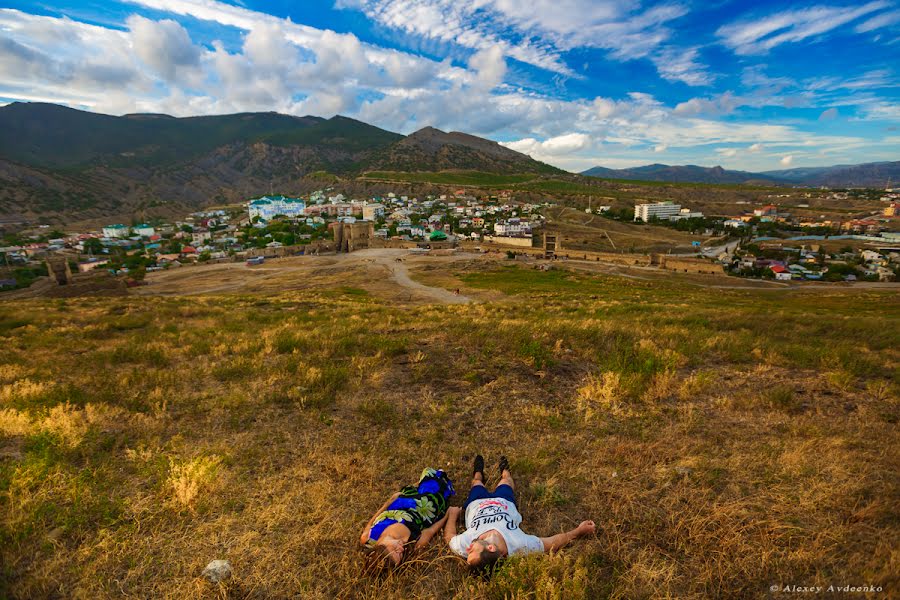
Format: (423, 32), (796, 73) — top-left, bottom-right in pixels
(582, 161), (900, 187)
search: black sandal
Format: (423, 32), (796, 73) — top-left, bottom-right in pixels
(499, 455), (510, 475)
(473, 454), (486, 484)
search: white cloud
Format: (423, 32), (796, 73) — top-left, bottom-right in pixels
(503, 132), (591, 155)
(468, 45), (507, 89)
(749, 143), (763, 152)
(716, 148), (738, 157)
(780, 155), (794, 166)
(336, 0), (710, 84)
(654, 144), (667, 153)
(673, 92), (739, 116)
(819, 107), (838, 120)
(716, 2), (889, 55)
(127, 15), (200, 82)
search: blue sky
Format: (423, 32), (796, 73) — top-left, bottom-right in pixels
(1, 0), (898, 172)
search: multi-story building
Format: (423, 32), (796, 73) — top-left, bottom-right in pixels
(248, 196), (306, 221)
(634, 202), (683, 222)
(362, 203), (385, 221)
(494, 220), (532, 237)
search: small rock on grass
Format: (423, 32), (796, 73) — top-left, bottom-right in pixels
(202, 559), (232, 583)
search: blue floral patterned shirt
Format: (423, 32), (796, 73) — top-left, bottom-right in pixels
(365, 468), (455, 547)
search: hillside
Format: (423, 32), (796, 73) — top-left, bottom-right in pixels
(367, 126), (562, 174)
(0, 102), (342, 169)
(582, 161), (900, 187)
(0, 255), (897, 598)
(0, 103), (560, 223)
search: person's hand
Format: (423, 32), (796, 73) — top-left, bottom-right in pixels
(576, 520), (596, 536)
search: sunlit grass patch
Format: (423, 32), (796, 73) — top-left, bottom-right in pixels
(167, 455), (223, 509)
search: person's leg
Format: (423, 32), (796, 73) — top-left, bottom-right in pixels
(496, 455), (513, 490)
(463, 455), (489, 511)
(492, 455), (517, 506)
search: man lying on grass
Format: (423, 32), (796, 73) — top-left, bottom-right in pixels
(444, 455), (596, 571)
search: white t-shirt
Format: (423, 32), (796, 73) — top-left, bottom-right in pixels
(449, 496), (544, 557)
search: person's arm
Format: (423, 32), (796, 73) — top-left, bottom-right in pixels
(415, 511), (450, 550)
(539, 520), (596, 553)
(443, 506), (462, 545)
(359, 492), (401, 545)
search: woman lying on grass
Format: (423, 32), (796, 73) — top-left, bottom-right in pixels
(360, 467), (455, 573)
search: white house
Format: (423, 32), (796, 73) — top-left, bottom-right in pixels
(860, 250), (883, 263)
(192, 230), (212, 245)
(133, 224), (155, 237)
(102, 224), (129, 238)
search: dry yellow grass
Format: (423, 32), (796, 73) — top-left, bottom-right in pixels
(0, 262), (898, 598)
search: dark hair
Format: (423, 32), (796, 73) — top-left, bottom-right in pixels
(362, 538), (419, 577)
(363, 543), (397, 576)
(468, 542), (503, 575)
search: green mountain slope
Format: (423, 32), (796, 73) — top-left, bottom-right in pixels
(366, 126), (563, 174)
(0, 103), (563, 223)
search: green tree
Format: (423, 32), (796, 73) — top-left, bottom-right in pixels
(83, 238), (104, 255)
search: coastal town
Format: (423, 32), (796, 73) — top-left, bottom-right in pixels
(1, 188), (899, 292)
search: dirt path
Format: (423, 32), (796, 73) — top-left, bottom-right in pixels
(354, 250), (473, 304)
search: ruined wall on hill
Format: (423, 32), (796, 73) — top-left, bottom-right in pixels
(652, 255), (724, 275)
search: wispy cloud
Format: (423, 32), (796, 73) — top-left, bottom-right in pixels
(855, 9), (900, 32)
(717, 2), (890, 54)
(652, 47), (713, 86)
(336, 0), (712, 85)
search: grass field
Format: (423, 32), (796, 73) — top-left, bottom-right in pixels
(543, 206), (706, 252)
(1, 263), (898, 598)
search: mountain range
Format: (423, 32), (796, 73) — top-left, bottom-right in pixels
(581, 161), (900, 187)
(1, 102), (895, 225)
(0, 102), (557, 223)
